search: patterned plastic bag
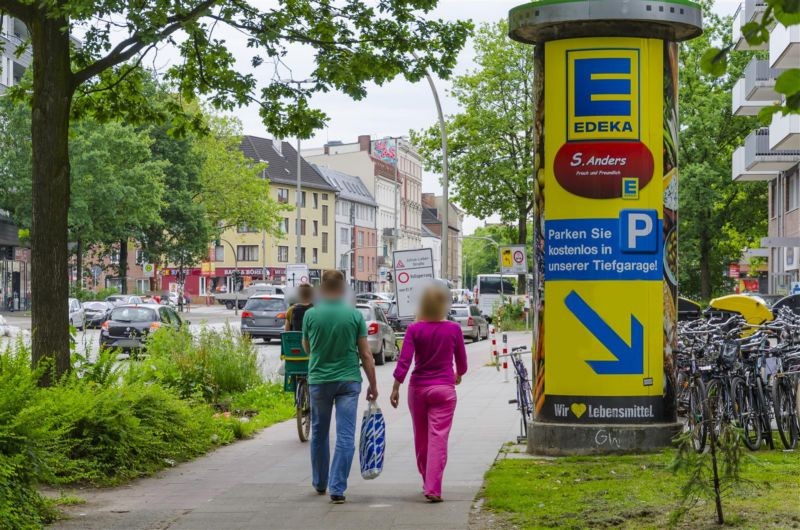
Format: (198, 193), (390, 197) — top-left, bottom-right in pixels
(359, 400), (386, 480)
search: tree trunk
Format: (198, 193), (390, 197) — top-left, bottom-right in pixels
(699, 230), (712, 301)
(75, 236), (83, 292)
(119, 239), (128, 294)
(29, 14), (73, 383)
(518, 206), (528, 295)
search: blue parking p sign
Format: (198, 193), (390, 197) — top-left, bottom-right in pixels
(620, 209), (658, 254)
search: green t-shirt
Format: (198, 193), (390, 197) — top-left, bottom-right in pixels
(302, 299), (367, 384)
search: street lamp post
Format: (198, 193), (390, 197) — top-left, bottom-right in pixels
(220, 238), (240, 316)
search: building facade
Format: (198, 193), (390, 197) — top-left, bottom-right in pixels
(731, 3), (800, 293)
(0, 211), (29, 310)
(421, 193), (464, 287)
(315, 165), (379, 292)
(303, 135), (424, 289)
(0, 16), (31, 93)
(159, 135), (338, 299)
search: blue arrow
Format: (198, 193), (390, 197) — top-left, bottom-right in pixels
(564, 290), (644, 375)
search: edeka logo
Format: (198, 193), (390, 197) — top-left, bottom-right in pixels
(567, 49), (640, 142)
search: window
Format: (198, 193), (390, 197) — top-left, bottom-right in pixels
(280, 218), (289, 234)
(322, 232), (329, 253)
(199, 277), (207, 296)
(771, 181), (779, 218)
(237, 223), (257, 233)
(322, 193), (329, 200)
(313, 248), (318, 264)
(237, 245), (259, 262)
(278, 246), (289, 262)
(301, 247), (307, 263)
(214, 245), (224, 262)
(135, 249), (146, 266)
(300, 219), (306, 236)
(313, 220), (318, 237)
(788, 173), (799, 211)
(358, 231), (364, 246)
(278, 188), (289, 203)
(136, 279), (149, 294)
(340, 227), (349, 244)
(358, 256), (364, 271)
(313, 193), (319, 209)
(322, 205), (329, 226)
(109, 249), (120, 264)
(300, 191), (307, 207)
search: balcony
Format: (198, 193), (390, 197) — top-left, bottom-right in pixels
(770, 111), (800, 151)
(770, 22), (800, 69)
(732, 145), (776, 181)
(733, 0), (769, 51)
(744, 128), (800, 172)
(731, 62), (780, 116)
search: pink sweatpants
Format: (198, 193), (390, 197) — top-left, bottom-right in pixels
(408, 384), (457, 497)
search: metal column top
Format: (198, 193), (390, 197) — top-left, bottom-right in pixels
(509, 0), (703, 43)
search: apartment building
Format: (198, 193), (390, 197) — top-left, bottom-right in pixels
(303, 135), (424, 272)
(315, 165), (379, 292)
(421, 193), (464, 287)
(731, 1), (800, 293)
(0, 16), (31, 92)
(159, 136), (338, 299)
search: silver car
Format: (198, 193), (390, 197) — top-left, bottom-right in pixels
(450, 304), (489, 342)
(357, 303), (397, 366)
(240, 295), (287, 343)
(68, 297), (86, 331)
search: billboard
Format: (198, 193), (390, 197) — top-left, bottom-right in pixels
(371, 138), (398, 166)
(533, 37), (678, 424)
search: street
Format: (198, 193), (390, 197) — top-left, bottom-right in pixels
(49, 331), (529, 530)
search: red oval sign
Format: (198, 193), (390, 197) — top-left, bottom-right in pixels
(553, 141), (654, 199)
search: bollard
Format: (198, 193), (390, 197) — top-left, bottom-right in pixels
(498, 345), (508, 373)
(503, 360), (509, 383)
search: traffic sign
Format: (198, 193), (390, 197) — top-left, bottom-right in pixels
(143, 263), (155, 278)
(499, 245), (527, 275)
(286, 264), (310, 287)
(393, 248), (435, 319)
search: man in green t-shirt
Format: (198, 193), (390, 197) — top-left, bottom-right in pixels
(302, 270), (378, 504)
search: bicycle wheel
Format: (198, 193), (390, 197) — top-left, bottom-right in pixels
(773, 377), (799, 450)
(754, 377), (774, 450)
(295, 378), (311, 443)
(685, 377), (708, 453)
(732, 377), (761, 451)
(676, 370), (690, 416)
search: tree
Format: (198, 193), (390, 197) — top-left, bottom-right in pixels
(462, 224), (519, 288)
(413, 20), (533, 293)
(678, 4), (768, 300)
(0, 1), (470, 380)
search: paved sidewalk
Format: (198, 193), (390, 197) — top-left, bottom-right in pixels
(52, 332), (530, 530)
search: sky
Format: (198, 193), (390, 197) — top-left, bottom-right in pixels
(226, 0), (741, 235)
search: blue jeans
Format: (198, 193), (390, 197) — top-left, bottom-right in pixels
(309, 381), (361, 496)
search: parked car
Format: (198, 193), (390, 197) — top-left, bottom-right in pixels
(240, 295), (288, 343)
(355, 292), (393, 304)
(99, 304), (184, 353)
(82, 301), (113, 328)
(105, 294), (143, 306)
(68, 297), (85, 331)
(449, 304), (489, 342)
(216, 283), (284, 310)
(357, 303), (397, 365)
(385, 302), (414, 334)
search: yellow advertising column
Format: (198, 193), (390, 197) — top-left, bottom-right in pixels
(509, 0), (701, 455)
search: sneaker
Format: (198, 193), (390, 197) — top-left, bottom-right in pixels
(330, 495), (346, 504)
(315, 488), (326, 495)
(425, 495), (443, 503)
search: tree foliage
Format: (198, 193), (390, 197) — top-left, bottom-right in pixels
(413, 20), (533, 245)
(679, 4), (768, 300)
(462, 224), (520, 289)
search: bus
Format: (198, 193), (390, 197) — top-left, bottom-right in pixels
(475, 274), (525, 318)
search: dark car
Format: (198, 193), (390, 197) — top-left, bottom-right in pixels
(385, 302), (414, 333)
(772, 294), (800, 315)
(99, 304), (184, 352)
(82, 301), (113, 328)
(240, 295), (287, 343)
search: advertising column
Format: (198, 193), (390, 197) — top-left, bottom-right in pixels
(509, 0), (700, 454)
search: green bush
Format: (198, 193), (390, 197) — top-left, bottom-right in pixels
(143, 326), (261, 402)
(68, 286), (119, 303)
(0, 329), (292, 527)
(495, 300), (528, 331)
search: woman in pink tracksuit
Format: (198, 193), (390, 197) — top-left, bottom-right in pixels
(390, 286), (468, 503)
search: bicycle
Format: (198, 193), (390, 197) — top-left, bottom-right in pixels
(281, 331), (311, 442)
(500, 345), (533, 443)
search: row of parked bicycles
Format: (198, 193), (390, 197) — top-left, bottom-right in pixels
(677, 306), (800, 452)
